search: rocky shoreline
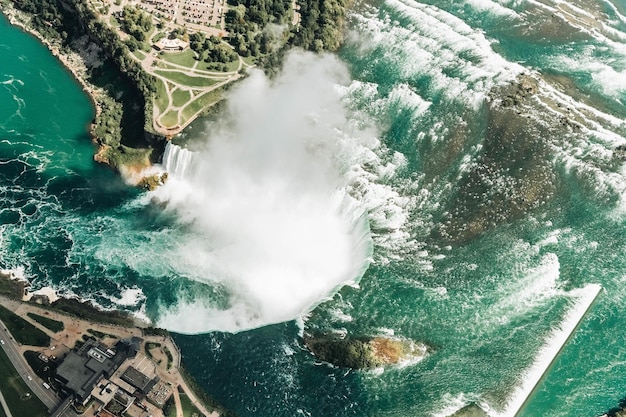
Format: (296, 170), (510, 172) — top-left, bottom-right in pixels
(1, 1), (166, 187)
(304, 334), (429, 369)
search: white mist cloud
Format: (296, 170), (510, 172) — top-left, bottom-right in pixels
(154, 51), (373, 334)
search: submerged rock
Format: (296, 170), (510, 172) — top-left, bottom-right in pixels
(137, 172), (168, 190)
(449, 403), (489, 417)
(613, 145), (626, 161)
(304, 335), (428, 369)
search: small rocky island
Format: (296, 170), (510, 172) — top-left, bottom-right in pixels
(304, 334), (428, 369)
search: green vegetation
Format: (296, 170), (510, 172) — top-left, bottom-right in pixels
(289, 0), (350, 52)
(172, 88), (191, 108)
(164, 346), (174, 370)
(162, 395), (177, 417)
(155, 70), (217, 88)
(144, 341), (162, 363)
(0, 348), (47, 417)
(87, 328), (113, 339)
(160, 110), (179, 127)
(12, 0), (352, 173)
(201, 59), (240, 73)
(26, 312), (64, 333)
(12, 0), (161, 171)
(225, 0), (292, 57)
(160, 49), (197, 67)
(181, 89), (223, 121)
(155, 79), (170, 112)
(0, 305), (50, 347)
(142, 327), (169, 337)
(305, 336), (381, 369)
(98, 145), (153, 172)
(0, 403), (7, 417)
(178, 388), (203, 417)
(121, 5), (153, 42)
(50, 298), (134, 327)
(106, 399), (126, 415)
(0, 274), (26, 300)
(133, 50), (147, 60)
(189, 33), (238, 64)
(23, 350), (57, 382)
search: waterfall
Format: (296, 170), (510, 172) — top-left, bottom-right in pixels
(154, 139), (373, 333)
(161, 142), (199, 180)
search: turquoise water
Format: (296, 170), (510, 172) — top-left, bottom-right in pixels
(4, 1), (626, 416)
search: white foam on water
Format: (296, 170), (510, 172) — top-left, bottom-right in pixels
(132, 303), (152, 325)
(161, 143), (199, 179)
(497, 283), (602, 416)
(152, 52), (384, 333)
(464, 0), (520, 18)
(553, 53), (626, 100)
(351, 0), (523, 109)
(0, 265), (27, 281)
(536, 229), (561, 247)
(329, 308), (353, 323)
(24, 286), (59, 303)
(113, 287), (146, 307)
(472, 252), (563, 333)
(601, 0), (626, 24)
(433, 392), (495, 417)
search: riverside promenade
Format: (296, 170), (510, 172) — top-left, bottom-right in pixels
(0, 294), (219, 417)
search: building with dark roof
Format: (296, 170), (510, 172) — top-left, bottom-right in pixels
(121, 366), (155, 395)
(54, 338), (142, 405)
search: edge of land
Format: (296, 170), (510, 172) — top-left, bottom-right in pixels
(0, 271), (236, 417)
(1, 0), (351, 187)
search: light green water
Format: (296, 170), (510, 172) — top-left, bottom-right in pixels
(4, 1), (626, 416)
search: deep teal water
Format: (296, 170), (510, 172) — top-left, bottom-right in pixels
(4, 1), (626, 416)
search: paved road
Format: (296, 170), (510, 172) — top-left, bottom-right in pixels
(0, 319), (78, 417)
(0, 389), (14, 417)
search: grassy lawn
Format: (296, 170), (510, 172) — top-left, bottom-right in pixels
(160, 110), (179, 128)
(242, 55), (257, 67)
(87, 328), (107, 339)
(154, 78), (170, 113)
(133, 50), (146, 60)
(177, 387), (202, 417)
(144, 341), (162, 364)
(0, 305), (50, 347)
(109, 15), (120, 28)
(0, 348), (47, 417)
(26, 313), (64, 333)
(155, 70), (216, 88)
(152, 31), (166, 44)
(197, 59), (240, 73)
(181, 88), (223, 121)
(160, 49), (197, 68)
(172, 88), (191, 108)
(23, 351), (57, 382)
(162, 395), (176, 417)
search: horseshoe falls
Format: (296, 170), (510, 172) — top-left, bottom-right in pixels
(4, 0), (626, 415)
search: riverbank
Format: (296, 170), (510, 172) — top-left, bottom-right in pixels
(1, 3), (104, 131)
(0, 271), (235, 417)
(1, 0), (163, 185)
